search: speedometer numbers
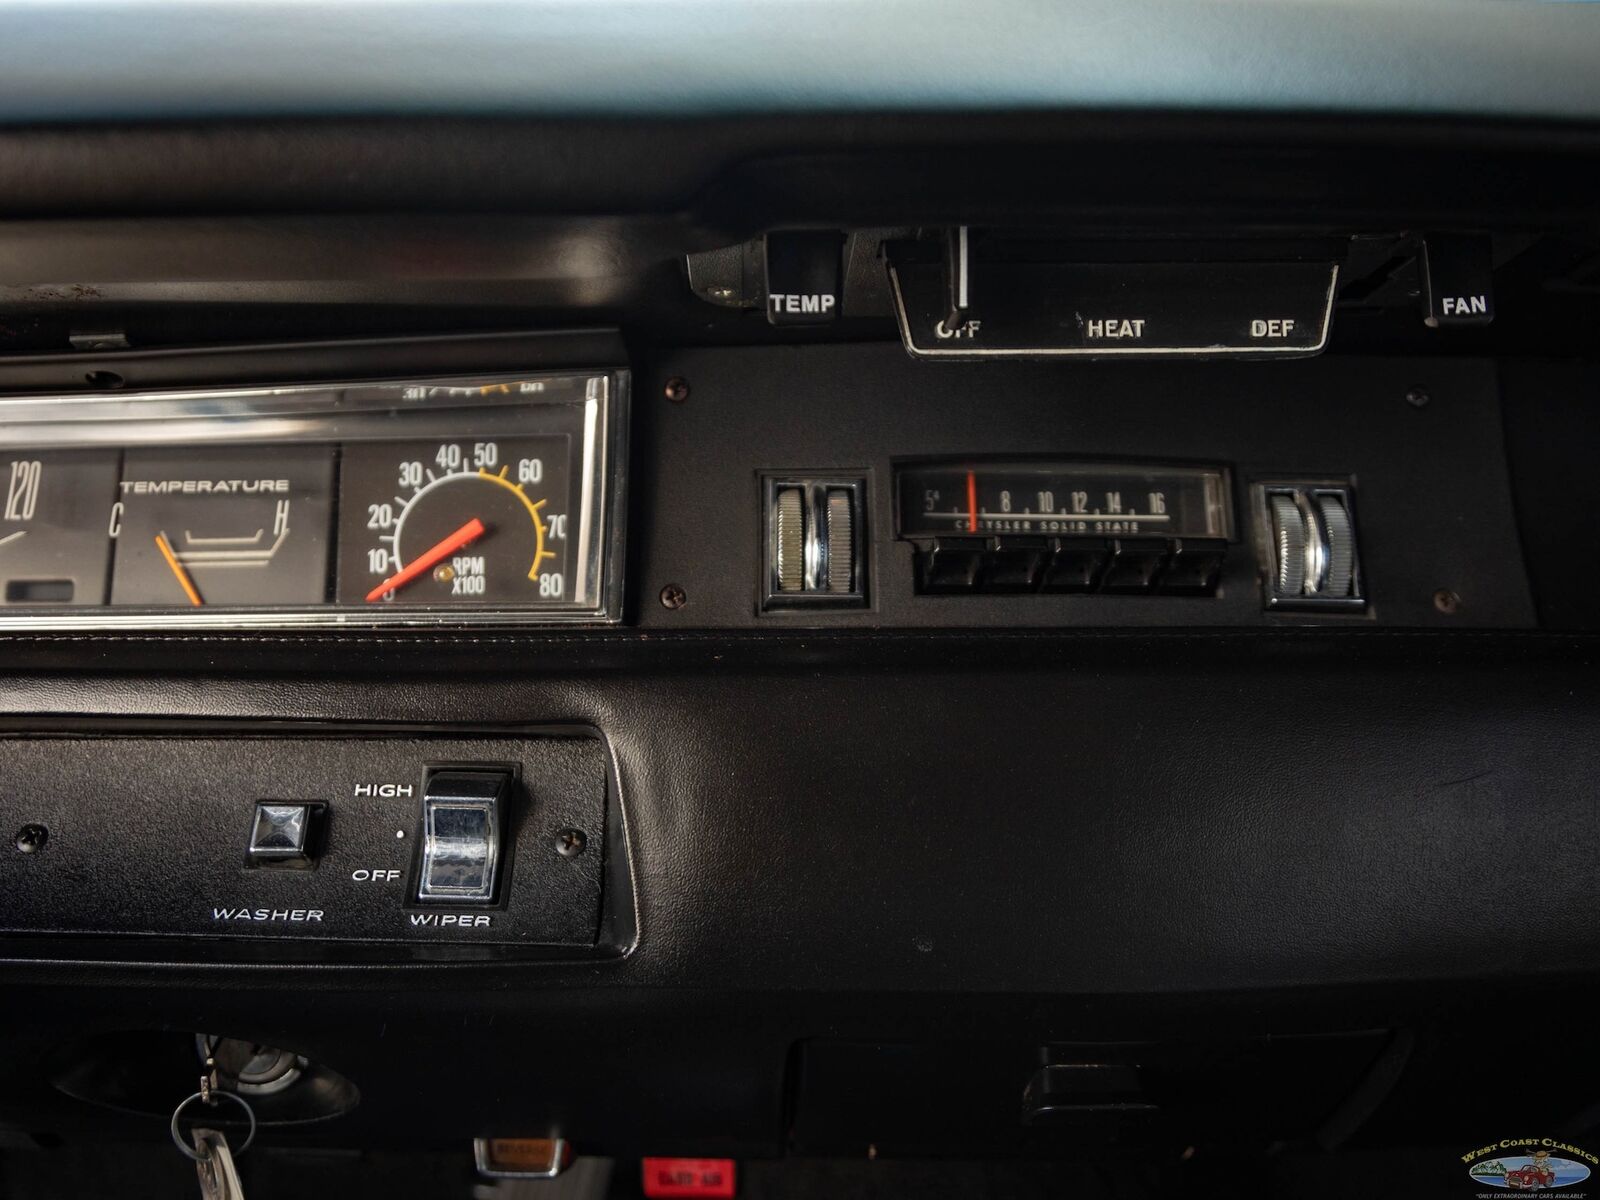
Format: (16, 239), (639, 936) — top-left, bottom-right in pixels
(337, 438), (574, 608)
(0, 451), (121, 607)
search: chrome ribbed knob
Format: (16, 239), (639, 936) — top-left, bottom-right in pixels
(774, 486), (805, 592)
(825, 490), (854, 593)
(1258, 483), (1363, 610)
(1269, 493), (1308, 596)
(1317, 492), (1355, 598)
(763, 477), (865, 610)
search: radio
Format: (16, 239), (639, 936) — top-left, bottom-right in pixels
(896, 460), (1233, 596)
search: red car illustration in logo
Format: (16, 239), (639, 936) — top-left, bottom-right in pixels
(1505, 1159), (1557, 1190)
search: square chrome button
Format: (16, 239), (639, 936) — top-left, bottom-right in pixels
(248, 802), (313, 865)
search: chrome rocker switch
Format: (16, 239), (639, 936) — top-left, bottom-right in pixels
(417, 771), (509, 903)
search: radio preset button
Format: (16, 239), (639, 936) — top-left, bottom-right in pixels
(1158, 539), (1228, 594)
(1100, 540), (1170, 593)
(985, 536), (1049, 591)
(1042, 541), (1110, 592)
(918, 539), (985, 593)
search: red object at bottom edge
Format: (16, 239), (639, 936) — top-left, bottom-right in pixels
(641, 1157), (737, 1199)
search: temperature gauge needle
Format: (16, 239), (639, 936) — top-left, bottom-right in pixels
(154, 532), (203, 607)
(366, 516), (486, 603)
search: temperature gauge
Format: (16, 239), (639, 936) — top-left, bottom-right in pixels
(337, 437), (575, 607)
(110, 447), (335, 607)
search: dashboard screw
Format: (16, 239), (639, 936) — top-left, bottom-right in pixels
(663, 377), (690, 404)
(1434, 589), (1461, 615)
(1406, 387), (1431, 408)
(555, 829), (587, 858)
(659, 583), (687, 610)
(14, 824), (47, 854)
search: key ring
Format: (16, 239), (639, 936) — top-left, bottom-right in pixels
(169, 1090), (257, 1162)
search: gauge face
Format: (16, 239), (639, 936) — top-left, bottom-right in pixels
(0, 451), (121, 606)
(336, 437), (574, 607)
(110, 447), (336, 606)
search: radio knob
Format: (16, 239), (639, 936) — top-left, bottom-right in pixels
(1260, 484), (1363, 609)
(1268, 493), (1310, 597)
(825, 490), (855, 593)
(774, 487), (806, 593)
(1317, 493), (1356, 598)
(762, 478), (866, 610)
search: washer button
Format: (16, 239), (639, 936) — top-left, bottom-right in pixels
(248, 803), (314, 866)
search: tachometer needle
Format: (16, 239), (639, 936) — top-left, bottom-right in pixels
(154, 532), (203, 607)
(366, 517), (486, 603)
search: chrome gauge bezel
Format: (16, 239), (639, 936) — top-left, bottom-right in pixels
(0, 370), (627, 629)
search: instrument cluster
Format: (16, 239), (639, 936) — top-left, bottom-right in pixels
(0, 372), (624, 627)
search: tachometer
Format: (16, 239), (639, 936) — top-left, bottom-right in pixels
(337, 438), (574, 607)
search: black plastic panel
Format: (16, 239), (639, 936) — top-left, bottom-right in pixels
(0, 732), (608, 947)
(1501, 359), (1600, 630)
(637, 345), (1536, 629)
(791, 1035), (1389, 1156)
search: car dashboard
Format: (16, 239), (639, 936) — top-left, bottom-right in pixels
(2, 3), (1600, 1198)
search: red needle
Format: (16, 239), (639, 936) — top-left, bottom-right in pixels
(366, 517), (486, 603)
